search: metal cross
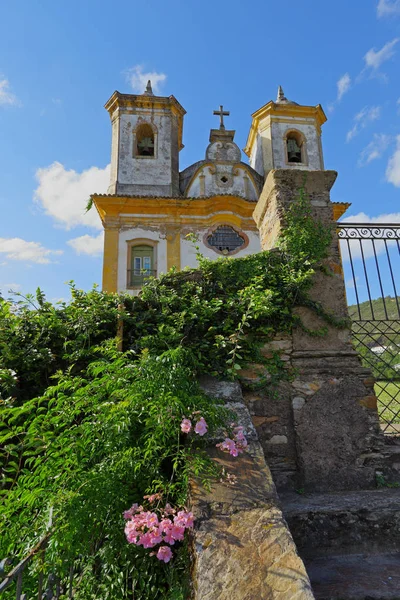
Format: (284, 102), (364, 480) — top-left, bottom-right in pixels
(213, 105), (230, 130)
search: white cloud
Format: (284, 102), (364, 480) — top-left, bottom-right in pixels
(34, 162), (109, 230)
(0, 78), (20, 107)
(342, 212), (400, 224)
(125, 65), (167, 94)
(377, 0), (400, 17)
(358, 133), (391, 166)
(346, 106), (381, 142)
(0, 238), (63, 264)
(67, 232), (104, 256)
(363, 38), (399, 71)
(386, 134), (400, 186)
(337, 73), (351, 101)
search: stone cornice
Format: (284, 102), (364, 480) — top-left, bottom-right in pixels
(92, 194), (258, 230)
(244, 101), (327, 158)
(104, 91), (186, 151)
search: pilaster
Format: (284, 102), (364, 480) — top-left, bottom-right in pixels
(166, 226), (181, 271)
(251, 169), (383, 492)
(102, 226), (119, 293)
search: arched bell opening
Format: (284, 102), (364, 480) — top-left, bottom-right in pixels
(285, 130), (306, 165)
(135, 123), (156, 157)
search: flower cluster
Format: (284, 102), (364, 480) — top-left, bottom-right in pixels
(180, 415), (208, 436)
(124, 498), (194, 563)
(216, 425), (248, 457)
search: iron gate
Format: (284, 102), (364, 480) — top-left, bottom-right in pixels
(337, 222), (400, 435)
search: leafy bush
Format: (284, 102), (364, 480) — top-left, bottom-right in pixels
(0, 187), (335, 598)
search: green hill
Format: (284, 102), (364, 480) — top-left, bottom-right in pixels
(348, 296), (400, 322)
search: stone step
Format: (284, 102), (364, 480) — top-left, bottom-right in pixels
(305, 552), (400, 600)
(280, 489), (400, 558)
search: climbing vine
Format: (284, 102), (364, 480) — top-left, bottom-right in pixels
(0, 188), (337, 599)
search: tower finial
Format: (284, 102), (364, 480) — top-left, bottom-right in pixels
(144, 80), (154, 96)
(277, 85), (285, 103)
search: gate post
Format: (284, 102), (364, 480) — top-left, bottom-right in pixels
(253, 169), (383, 492)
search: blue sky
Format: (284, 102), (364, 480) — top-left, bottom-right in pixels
(0, 0), (399, 303)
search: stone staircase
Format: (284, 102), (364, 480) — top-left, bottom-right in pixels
(192, 377), (400, 599)
(280, 489), (400, 600)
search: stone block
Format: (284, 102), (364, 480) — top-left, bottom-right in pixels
(191, 376), (314, 599)
(238, 363), (268, 382)
(268, 435), (288, 445)
(199, 375), (243, 403)
(359, 395), (378, 410)
(261, 339), (293, 353)
(294, 376), (381, 491)
(193, 506), (314, 600)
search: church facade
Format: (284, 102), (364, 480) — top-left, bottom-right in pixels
(92, 84), (328, 293)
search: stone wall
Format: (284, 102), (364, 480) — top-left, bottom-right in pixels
(190, 378), (315, 600)
(247, 169), (385, 493)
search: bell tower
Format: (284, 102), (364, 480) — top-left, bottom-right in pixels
(105, 81), (186, 197)
(244, 86), (327, 177)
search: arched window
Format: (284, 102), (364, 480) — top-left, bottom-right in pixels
(136, 123), (155, 157)
(128, 244), (155, 286)
(286, 131), (304, 164)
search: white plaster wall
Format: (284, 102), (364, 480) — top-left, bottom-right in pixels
(108, 116), (119, 192)
(117, 227), (168, 294)
(186, 165), (258, 201)
(117, 110), (173, 186)
(270, 121), (323, 170)
(181, 230), (261, 269)
(250, 133), (266, 176)
(206, 141), (241, 162)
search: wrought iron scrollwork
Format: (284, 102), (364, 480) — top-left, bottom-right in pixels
(338, 223), (400, 240)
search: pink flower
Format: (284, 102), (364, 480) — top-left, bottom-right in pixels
(163, 503), (175, 516)
(149, 531), (163, 546)
(139, 532), (155, 548)
(174, 511), (194, 528)
(183, 511), (194, 528)
(145, 512), (159, 528)
(125, 521), (140, 544)
(170, 525), (185, 542)
(194, 417), (208, 436)
(217, 438), (236, 453)
(163, 529), (176, 545)
(123, 503), (142, 519)
(180, 418), (192, 434)
(144, 493), (162, 504)
(157, 545), (173, 563)
(159, 518), (172, 534)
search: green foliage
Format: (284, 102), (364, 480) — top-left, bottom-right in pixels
(0, 284), (120, 402)
(348, 296), (400, 381)
(0, 186), (334, 598)
(1, 346), (224, 599)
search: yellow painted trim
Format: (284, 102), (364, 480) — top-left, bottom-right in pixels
(93, 195), (258, 229)
(102, 228), (119, 292)
(166, 227), (181, 271)
(333, 202), (351, 221)
(244, 101), (327, 158)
